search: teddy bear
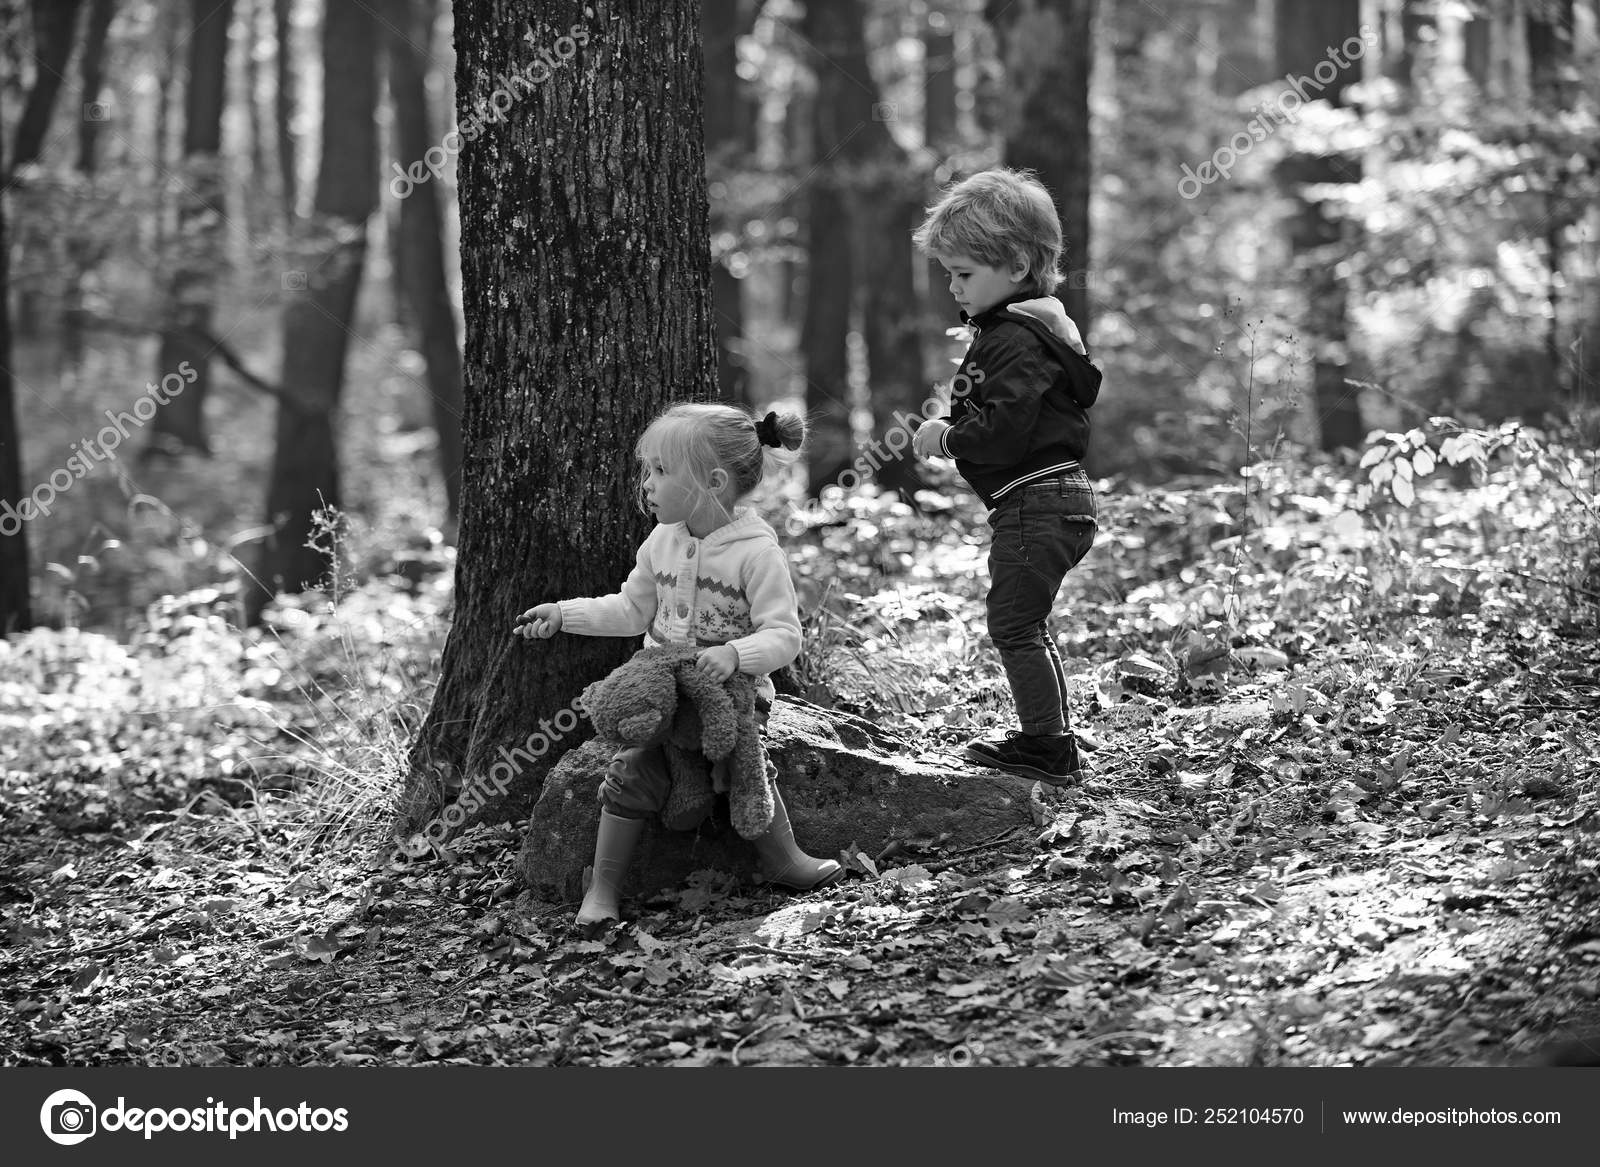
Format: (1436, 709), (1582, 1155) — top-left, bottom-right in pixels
(579, 643), (776, 840)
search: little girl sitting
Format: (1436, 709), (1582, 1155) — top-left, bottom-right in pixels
(516, 402), (841, 927)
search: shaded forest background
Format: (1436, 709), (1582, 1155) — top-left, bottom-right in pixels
(0, 0), (1595, 634)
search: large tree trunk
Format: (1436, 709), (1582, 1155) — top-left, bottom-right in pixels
(1275, 0), (1365, 451)
(703, 0), (755, 405)
(0, 85), (33, 635)
(986, 0), (1094, 335)
(248, 0), (377, 619)
(386, 0), (464, 520)
(398, 0), (718, 842)
(10, 0), (84, 174)
(147, 0), (232, 459)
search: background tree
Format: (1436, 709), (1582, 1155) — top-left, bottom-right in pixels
(1275, 0), (1365, 451)
(250, 0), (378, 620)
(400, 0), (718, 835)
(386, 0), (465, 520)
(147, 0), (232, 459)
(796, 0), (928, 493)
(1, 84), (32, 634)
(273, 0), (296, 220)
(703, 0), (756, 405)
(9, 0), (84, 174)
(985, 0), (1094, 334)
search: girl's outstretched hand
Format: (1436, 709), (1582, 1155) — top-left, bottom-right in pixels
(695, 644), (739, 681)
(515, 604), (562, 639)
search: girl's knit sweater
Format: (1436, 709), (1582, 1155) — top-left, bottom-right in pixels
(556, 508), (802, 703)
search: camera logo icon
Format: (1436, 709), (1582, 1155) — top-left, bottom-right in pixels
(83, 101), (112, 122)
(281, 270), (308, 291)
(40, 1089), (97, 1146)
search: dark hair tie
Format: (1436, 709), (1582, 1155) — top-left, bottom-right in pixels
(755, 411), (783, 448)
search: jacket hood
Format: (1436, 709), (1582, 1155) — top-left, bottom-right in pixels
(964, 291), (1100, 409)
(1002, 296), (1087, 355)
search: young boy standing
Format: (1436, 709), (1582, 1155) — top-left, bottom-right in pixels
(910, 168), (1101, 785)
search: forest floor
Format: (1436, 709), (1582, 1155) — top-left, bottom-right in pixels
(3, 439), (1600, 1068)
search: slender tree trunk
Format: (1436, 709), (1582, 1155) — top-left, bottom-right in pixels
(0, 89), (33, 634)
(248, 0), (378, 619)
(923, 10), (957, 150)
(799, 0), (928, 494)
(922, 5), (959, 321)
(1275, 0), (1365, 451)
(986, 0), (1094, 334)
(274, 0), (296, 219)
(704, 0), (755, 404)
(10, 0), (84, 174)
(400, 0), (717, 838)
(387, 0), (464, 520)
(147, 0), (232, 459)
(241, 0), (269, 241)
(60, 0), (117, 366)
(799, 175), (854, 491)
(75, 0), (115, 174)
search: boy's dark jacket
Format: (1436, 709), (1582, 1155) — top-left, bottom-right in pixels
(933, 289), (1101, 507)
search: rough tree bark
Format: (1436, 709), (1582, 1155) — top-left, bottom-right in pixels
(1275, 0), (1365, 451)
(985, 0), (1094, 335)
(147, 0), (232, 459)
(397, 0), (718, 843)
(386, 0), (465, 520)
(248, 0), (378, 619)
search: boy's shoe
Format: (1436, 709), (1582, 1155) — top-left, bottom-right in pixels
(963, 730), (1085, 786)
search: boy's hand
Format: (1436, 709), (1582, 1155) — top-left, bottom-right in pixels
(695, 644), (739, 681)
(515, 604), (562, 639)
(911, 418), (951, 460)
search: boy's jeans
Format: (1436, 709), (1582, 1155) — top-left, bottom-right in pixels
(985, 472), (1097, 736)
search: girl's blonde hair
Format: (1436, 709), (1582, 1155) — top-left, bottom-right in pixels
(635, 402), (805, 514)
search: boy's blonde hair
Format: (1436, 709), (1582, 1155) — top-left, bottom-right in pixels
(913, 168), (1063, 295)
(635, 402), (805, 514)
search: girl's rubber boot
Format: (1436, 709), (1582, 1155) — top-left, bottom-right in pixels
(576, 810), (645, 928)
(752, 790), (843, 891)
